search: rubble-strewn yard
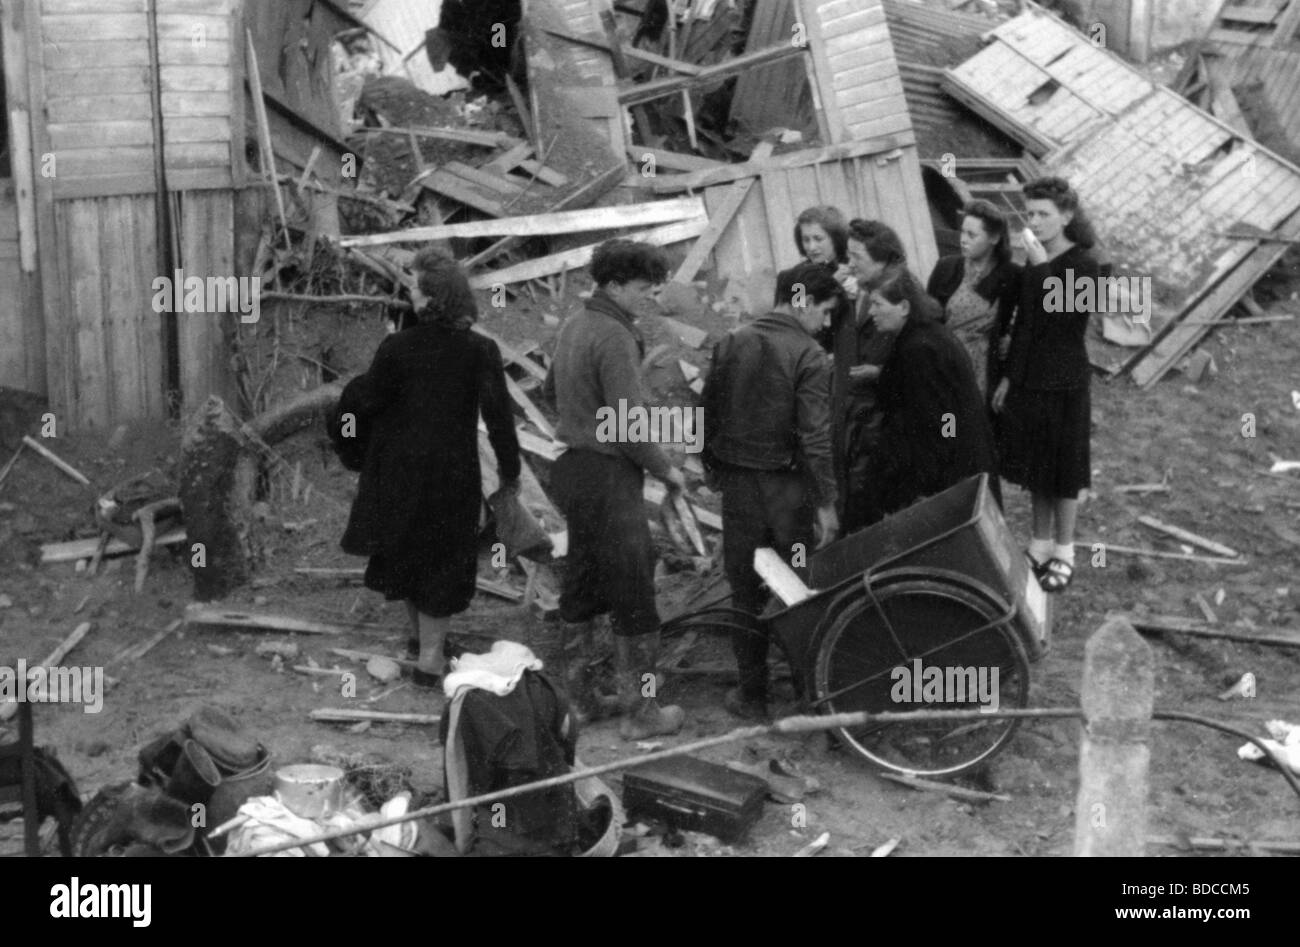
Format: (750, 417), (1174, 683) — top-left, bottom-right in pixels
(3, 258), (1299, 856)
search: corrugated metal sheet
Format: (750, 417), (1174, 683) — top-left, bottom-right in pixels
(943, 6), (1300, 384)
(362, 0), (467, 96)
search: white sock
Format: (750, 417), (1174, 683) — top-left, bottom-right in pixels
(1053, 542), (1075, 565)
(1029, 538), (1053, 565)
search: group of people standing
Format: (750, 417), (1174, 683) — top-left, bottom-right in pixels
(334, 174), (1101, 736)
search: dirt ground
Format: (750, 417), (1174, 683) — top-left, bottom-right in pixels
(2, 252), (1299, 857)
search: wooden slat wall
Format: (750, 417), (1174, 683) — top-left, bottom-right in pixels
(244, 0), (347, 139)
(801, 0), (914, 145)
(52, 194), (165, 428)
(176, 189), (236, 412)
(39, 0), (236, 199)
(706, 144), (938, 288)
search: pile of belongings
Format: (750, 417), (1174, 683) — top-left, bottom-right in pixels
(224, 786), (418, 857)
(70, 705), (272, 856)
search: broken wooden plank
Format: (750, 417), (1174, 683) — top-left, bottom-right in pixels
(356, 125), (516, 148)
(41, 529), (187, 564)
(1137, 515), (1240, 558)
(420, 170), (505, 216)
(443, 161), (529, 196)
(879, 772), (1012, 803)
(310, 708), (441, 725)
(754, 547), (813, 606)
(672, 178), (755, 282)
(505, 374), (556, 439)
(542, 25), (704, 75)
(0, 621), (93, 721)
(340, 196), (705, 248)
(22, 435), (90, 485)
(294, 566), (525, 603)
(115, 619), (183, 665)
(1129, 615), (1300, 651)
(184, 605), (356, 636)
(626, 145), (725, 173)
(515, 158), (568, 188)
(468, 216), (709, 288)
(642, 479), (721, 531)
(1073, 541), (1243, 566)
(635, 134), (914, 193)
(619, 41), (808, 106)
(330, 647), (417, 670)
(246, 29), (291, 249)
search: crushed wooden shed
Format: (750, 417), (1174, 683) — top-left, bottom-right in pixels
(0, 0), (357, 430)
(942, 4), (1300, 387)
(1176, 0), (1300, 164)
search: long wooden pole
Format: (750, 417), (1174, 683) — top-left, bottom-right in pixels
(229, 706), (1082, 856)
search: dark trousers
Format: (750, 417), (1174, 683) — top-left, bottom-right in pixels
(551, 449), (659, 637)
(717, 467), (816, 702)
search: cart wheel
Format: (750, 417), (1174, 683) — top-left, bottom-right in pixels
(811, 569), (1030, 778)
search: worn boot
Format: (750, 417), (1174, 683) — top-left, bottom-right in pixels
(725, 626), (771, 721)
(615, 633), (685, 741)
(560, 620), (620, 723)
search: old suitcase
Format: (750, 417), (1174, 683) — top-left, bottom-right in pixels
(622, 756), (766, 842)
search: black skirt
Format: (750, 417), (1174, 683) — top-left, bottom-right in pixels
(997, 384), (1091, 499)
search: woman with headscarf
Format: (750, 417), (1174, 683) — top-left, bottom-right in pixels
(336, 249), (521, 686)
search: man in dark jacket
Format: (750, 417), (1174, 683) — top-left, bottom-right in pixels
(702, 263), (843, 720)
(543, 240), (687, 740)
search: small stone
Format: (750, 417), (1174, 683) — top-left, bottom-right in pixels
(253, 595), (268, 606)
(0, 594), (11, 608)
(28, 605), (43, 617)
(206, 644), (236, 657)
(366, 655), (401, 683)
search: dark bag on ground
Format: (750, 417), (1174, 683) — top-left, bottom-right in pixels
(622, 755), (766, 843)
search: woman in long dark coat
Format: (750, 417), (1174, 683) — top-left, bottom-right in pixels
(859, 268), (997, 525)
(336, 250), (521, 685)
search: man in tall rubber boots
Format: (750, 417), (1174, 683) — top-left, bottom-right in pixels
(543, 239), (687, 740)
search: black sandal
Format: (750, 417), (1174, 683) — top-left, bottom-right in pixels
(1040, 558), (1074, 593)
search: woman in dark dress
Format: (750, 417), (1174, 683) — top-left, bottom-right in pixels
(926, 200), (1023, 400)
(990, 177), (1100, 593)
(337, 250), (522, 684)
(859, 268), (997, 524)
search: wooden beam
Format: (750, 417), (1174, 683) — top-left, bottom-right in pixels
(542, 25), (704, 75)
(1130, 615), (1300, 651)
(619, 42), (809, 106)
(246, 29), (290, 249)
(626, 145), (726, 172)
(354, 124), (517, 148)
(184, 605), (363, 636)
(634, 134), (915, 193)
(672, 178), (755, 282)
(468, 216), (708, 288)
(340, 196), (705, 247)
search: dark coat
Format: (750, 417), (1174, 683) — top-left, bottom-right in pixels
(999, 244), (1100, 391)
(339, 323), (521, 617)
(862, 312), (997, 523)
